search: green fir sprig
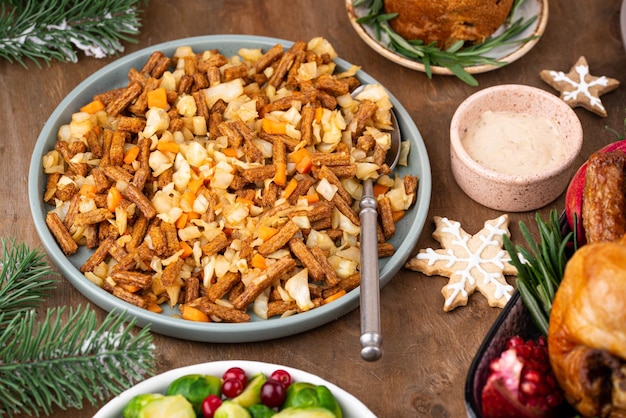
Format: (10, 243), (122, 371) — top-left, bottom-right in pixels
(0, 239), (57, 329)
(353, 0), (538, 86)
(0, 0), (146, 67)
(0, 239), (156, 417)
(503, 210), (574, 336)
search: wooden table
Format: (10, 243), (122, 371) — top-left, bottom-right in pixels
(3, 1), (625, 416)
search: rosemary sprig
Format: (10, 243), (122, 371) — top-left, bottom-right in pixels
(354, 0), (538, 86)
(0, 0), (146, 67)
(503, 210), (574, 336)
(605, 111), (626, 139)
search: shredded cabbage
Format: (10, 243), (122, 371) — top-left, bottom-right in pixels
(285, 269), (314, 311)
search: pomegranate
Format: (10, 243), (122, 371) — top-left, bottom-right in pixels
(565, 139), (626, 246)
(481, 336), (565, 418)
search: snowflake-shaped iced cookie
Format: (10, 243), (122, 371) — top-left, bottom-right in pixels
(540, 56), (619, 117)
(405, 215), (516, 312)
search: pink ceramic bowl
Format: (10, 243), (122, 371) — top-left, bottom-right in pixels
(450, 84), (583, 212)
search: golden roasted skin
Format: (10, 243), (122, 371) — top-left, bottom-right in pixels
(548, 237), (626, 417)
(383, 0), (514, 48)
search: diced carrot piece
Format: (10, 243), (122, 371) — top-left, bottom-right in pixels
(156, 140), (179, 153)
(236, 197), (254, 208)
(314, 107), (324, 122)
(373, 183), (389, 197)
(179, 241), (194, 259)
(222, 147), (238, 158)
(262, 118), (287, 134)
(79, 183), (97, 198)
(251, 253), (267, 269)
(282, 178), (299, 199)
(186, 211), (200, 220)
(175, 213), (189, 229)
(123, 145), (140, 165)
(187, 178), (204, 195)
(181, 305), (210, 322)
(290, 148), (312, 174)
(257, 224), (279, 241)
(290, 148), (309, 164)
(305, 193), (320, 204)
(106, 186), (123, 213)
(274, 162), (287, 186)
(296, 157), (312, 174)
(392, 210), (405, 223)
(120, 283), (141, 293)
(80, 99), (105, 114)
(147, 87), (168, 109)
(147, 302), (163, 313)
(324, 289), (347, 304)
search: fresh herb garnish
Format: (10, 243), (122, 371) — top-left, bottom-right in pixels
(353, 0), (538, 86)
(503, 210), (574, 336)
(605, 111), (626, 139)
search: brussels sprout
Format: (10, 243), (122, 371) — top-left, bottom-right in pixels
(123, 394), (195, 418)
(166, 373), (222, 414)
(123, 393), (165, 418)
(143, 394), (196, 418)
(214, 400), (252, 418)
(272, 406), (337, 417)
(232, 373), (267, 407)
(282, 383), (342, 418)
(248, 403), (276, 418)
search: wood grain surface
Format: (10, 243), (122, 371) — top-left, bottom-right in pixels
(2, 1), (625, 416)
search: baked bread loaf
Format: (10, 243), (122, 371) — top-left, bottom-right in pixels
(383, 0), (514, 48)
(548, 237), (626, 417)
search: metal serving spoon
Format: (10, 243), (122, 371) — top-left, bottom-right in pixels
(354, 87), (402, 362)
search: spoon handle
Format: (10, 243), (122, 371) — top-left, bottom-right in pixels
(359, 178), (382, 361)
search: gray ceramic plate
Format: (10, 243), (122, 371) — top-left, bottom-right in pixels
(94, 360), (376, 417)
(28, 35), (432, 343)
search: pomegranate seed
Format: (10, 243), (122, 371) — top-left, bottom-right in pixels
(481, 335), (565, 418)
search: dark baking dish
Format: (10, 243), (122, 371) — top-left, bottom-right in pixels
(464, 213), (579, 417)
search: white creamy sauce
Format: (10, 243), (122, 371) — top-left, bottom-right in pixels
(462, 110), (566, 176)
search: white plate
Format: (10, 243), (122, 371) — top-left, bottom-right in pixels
(94, 360), (376, 417)
(28, 35), (432, 343)
(346, 0), (549, 75)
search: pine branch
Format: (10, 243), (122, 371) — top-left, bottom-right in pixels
(0, 239), (155, 416)
(0, 238), (57, 329)
(0, 0), (146, 67)
(0, 306), (155, 417)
